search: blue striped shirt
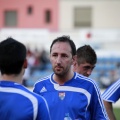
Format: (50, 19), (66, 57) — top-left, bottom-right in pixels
(102, 79), (120, 103)
(0, 81), (51, 120)
(33, 72), (109, 120)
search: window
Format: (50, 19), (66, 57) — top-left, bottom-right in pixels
(74, 7), (92, 28)
(4, 11), (17, 27)
(45, 10), (51, 23)
(27, 6), (33, 15)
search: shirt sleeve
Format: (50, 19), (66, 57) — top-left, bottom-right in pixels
(33, 81), (42, 95)
(89, 81), (109, 120)
(102, 79), (120, 103)
(36, 95), (51, 120)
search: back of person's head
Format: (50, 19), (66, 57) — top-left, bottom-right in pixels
(50, 35), (76, 56)
(0, 37), (27, 75)
(76, 45), (97, 65)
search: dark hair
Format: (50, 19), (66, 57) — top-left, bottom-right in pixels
(50, 35), (76, 56)
(0, 37), (27, 75)
(76, 45), (97, 65)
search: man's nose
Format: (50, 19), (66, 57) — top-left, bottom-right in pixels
(87, 69), (93, 76)
(56, 56), (62, 63)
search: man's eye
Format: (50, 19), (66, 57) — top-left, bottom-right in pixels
(52, 54), (57, 57)
(85, 66), (91, 69)
(62, 55), (67, 57)
(84, 66), (94, 70)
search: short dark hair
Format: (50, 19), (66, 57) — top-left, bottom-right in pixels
(50, 35), (76, 56)
(0, 37), (27, 75)
(76, 45), (97, 65)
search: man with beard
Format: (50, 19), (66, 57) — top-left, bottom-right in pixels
(33, 36), (109, 120)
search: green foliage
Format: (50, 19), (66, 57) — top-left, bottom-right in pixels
(114, 108), (120, 120)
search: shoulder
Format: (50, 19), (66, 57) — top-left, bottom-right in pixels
(23, 86), (48, 105)
(102, 79), (120, 100)
(75, 72), (98, 87)
(23, 88), (51, 119)
(74, 72), (101, 96)
(103, 78), (120, 94)
(33, 74), (52, 93)
(15, 85), (46, 106)
(34, 74), (52, 86)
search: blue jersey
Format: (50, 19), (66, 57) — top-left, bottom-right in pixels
(33, 72), (109, 120)
(0, 81), (51, 120)
(102, 79), (120, 103)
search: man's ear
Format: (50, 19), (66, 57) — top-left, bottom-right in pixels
(72, 55), (77, 65)
(23, 59), (27, 68)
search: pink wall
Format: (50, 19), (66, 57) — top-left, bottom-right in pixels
(0, 0), (59, 31)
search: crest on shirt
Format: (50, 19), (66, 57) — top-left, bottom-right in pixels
(59, 92), (65, 100)
(64, 113), (72, 120)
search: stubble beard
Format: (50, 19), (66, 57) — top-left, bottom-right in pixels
(53, 66), (70, 78)
(53, 68), (64, 77)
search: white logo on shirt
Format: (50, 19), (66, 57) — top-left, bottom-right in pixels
(40, 87), (47, 93)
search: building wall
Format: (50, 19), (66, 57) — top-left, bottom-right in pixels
(0, 0), (120, 50)
(0, 0), (59, 31)
(59, 0), (120, 31)
(0, 0), (120, 31)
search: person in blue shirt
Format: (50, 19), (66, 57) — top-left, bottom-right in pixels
(33, 36), (109, 120)
(102, 79), (120, 120)
(73, 45), (97, 77)
(0, 37), (51, 120)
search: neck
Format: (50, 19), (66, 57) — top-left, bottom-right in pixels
(0, 69), (25, 84)
(53, 70), (74, 85)
(1, 74), (23, 84)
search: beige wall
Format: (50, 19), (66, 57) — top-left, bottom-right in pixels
(59, 0), (120, 31)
